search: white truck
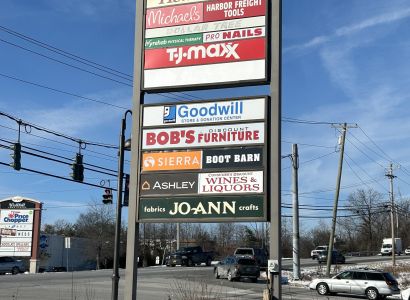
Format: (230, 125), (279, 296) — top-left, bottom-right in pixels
(380, 238), (402, 256)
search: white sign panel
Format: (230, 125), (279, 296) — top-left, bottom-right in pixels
(198, 171), (263, 194)
(0, 209), (34, 256)
(142, 122), (265, 150)
(143, 98), (265, 127)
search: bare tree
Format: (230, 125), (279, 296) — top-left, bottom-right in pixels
(75, 201), (115, 269)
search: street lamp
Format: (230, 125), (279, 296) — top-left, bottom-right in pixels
(112, 109), (132, 300)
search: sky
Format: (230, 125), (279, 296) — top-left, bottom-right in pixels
(0, 0), (410, 231)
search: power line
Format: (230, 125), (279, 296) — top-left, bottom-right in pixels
(0, 72), (129, 110)
(0, 25), (133, 79)
(0, 110), (117, 148)
(0, 38), (133, 86)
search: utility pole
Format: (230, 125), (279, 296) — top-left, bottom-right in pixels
(326, 123), (357, 277)
(176, 223), (180, 250)
(386, 163), (396, 266)
(291, 144), (300, 280)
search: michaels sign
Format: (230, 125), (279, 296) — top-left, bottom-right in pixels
(143, 97), (266, 127)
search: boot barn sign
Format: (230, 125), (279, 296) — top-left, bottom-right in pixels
(0, 197), (42, 257)
(138, 96), (269, 222)
(142, 0), (268, 90)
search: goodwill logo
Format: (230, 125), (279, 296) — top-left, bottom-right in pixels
(3, 211), (30, 223)
(163, 101), (244, 124)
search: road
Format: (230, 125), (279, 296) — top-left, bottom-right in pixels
(1, 255), (409, 300)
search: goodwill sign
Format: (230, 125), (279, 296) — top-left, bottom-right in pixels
(142, 97), (265, 126)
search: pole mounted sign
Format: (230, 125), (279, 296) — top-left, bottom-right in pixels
(138, 96), (269, 222)
(142, 0), (268, 90)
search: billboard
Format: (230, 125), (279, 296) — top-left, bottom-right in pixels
(142, 0), (268, 90)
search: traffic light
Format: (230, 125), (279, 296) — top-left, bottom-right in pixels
(70, 153), (84, 182)
(123, 174), (130, 207)
(10, 142), (21, 171)
(102, 188), (113, 204)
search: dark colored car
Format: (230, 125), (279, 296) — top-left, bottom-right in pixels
(317, 250), (345, 264)
(165, 246), (214, 267)
(214, 256), (260, 282)
(0, 257), (26, 274)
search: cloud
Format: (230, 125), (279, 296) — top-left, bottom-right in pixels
(285, 7), (410, 53)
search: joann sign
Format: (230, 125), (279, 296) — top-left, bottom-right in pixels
(138, 96), (268, 222)
(142, 0), (268, 90)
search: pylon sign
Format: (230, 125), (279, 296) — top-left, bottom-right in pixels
(142, 0), (269, 90)
(138, 96), (269, 222)
(0, 196), (42, 257)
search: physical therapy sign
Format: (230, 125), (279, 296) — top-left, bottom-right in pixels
(142, 0), (268, 90)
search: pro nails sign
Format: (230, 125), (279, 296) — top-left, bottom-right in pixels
(142, 0), (268, 90)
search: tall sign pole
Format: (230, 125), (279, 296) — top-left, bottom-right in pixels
(270, 0), (282, 298)
(124, 0), (144, 298)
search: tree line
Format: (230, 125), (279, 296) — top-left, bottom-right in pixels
(42, 188), (410, 268)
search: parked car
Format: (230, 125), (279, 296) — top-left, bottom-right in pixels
(311, 245), (332, 259)
(214, 256), (260, 282)
(0, 257), (26, 275)
(165, 246), (214, 267)
(309, 269), (400, 299)
(317, 250), (345, 264)
(233, 247), (268, 267)
(405, 247), (410, 255)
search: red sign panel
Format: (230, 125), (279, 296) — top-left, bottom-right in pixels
(145, 38), (265, 69)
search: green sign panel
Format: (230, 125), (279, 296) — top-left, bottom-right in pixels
(145, 34), (202, 49)
(139, 195), (264, 221)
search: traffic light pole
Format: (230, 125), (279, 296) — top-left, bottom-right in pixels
(112, 109), (132, 300)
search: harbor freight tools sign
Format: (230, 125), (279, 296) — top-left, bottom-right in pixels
(0, 197), (41, 257)
(138, 96), (268, 222)
(143, 97), (265, 126)
(142, 0), (268, 90)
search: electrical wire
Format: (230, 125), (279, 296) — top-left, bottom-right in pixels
(0, 25), (132, 79)
(0, 38), (133, 86)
